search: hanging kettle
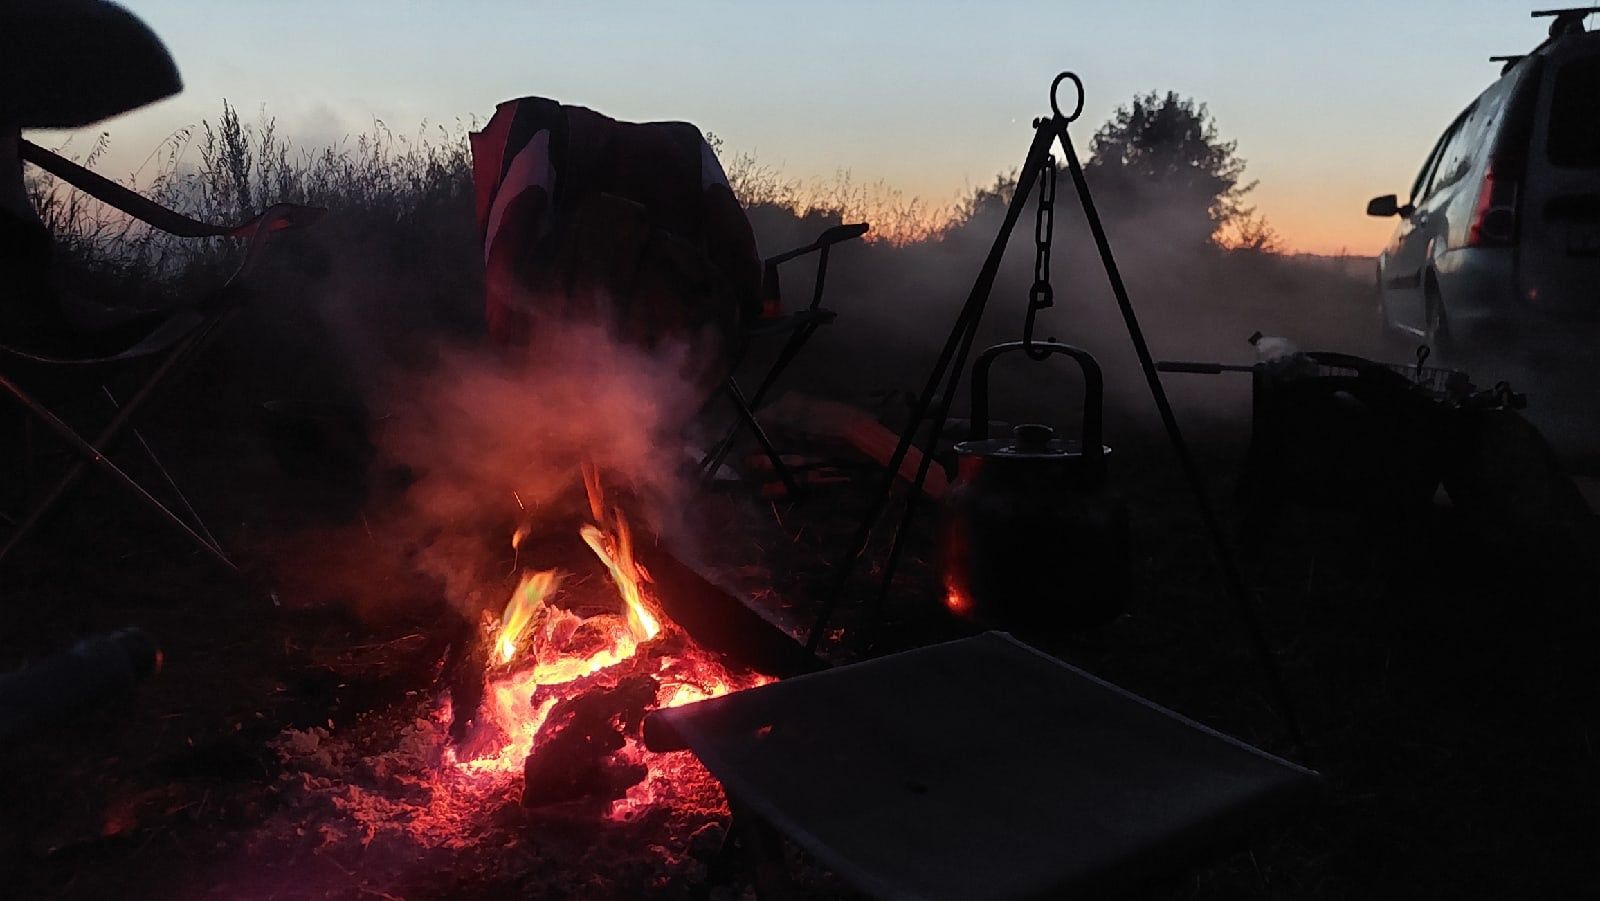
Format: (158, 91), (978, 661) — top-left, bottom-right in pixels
(937, 341), (1130, 630)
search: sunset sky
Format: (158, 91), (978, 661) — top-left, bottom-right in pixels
(34, 1), (1564, 254)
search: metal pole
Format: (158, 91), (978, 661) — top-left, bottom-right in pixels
(102, 385), (223, 552)
(1049, 114), (1311, 763)
(806, 123), (1059, 652)
(723, 378), (804, 499)
(0, 371), (237, 572)
(0, 324), (210, 564)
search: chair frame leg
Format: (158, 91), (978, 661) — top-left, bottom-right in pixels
(101, 386), (222, 551)
(0, 319), (236, 571)
(718, 378), (803, 499)
(728, 800), (803, 901)
(701, 321), (824, 485)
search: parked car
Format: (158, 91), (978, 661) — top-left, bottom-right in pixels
(1369, 9), (1600, 357)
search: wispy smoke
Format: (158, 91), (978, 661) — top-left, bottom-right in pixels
(741, 182), (1380, 444)
(375, 312), (708, 616)
(237, 121), (1388, 622)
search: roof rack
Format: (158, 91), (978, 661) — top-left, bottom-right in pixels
(1490, 53), (1528, 74)
(1533, 7), (1599, 37)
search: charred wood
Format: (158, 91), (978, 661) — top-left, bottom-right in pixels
(521, 674), (657, 808)
(442, 616), (488, 750)
(634, 536), (825, 679)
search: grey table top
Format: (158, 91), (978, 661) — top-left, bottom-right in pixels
(649, 631), (1317, 900)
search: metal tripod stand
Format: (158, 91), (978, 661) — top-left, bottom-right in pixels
(804, 72), (1312, 764)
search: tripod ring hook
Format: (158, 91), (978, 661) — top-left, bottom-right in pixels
(1051, 72), (1085, 122)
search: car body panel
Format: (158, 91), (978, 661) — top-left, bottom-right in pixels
(1518, 39), (1600, 319)
(1369, 45), (1593, 347)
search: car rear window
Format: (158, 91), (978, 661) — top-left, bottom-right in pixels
(1549, 56), (1600, 167)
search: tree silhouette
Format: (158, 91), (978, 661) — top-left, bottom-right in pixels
(1085, 91), (1276, 251)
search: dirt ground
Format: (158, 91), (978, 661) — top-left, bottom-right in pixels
(2, 368), (1599, 899)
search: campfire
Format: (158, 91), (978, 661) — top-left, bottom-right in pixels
(442, 462), (770, 814)
(250, 459), (777, 890)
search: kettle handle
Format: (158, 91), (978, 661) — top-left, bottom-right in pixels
(969, 341), (1104, 462)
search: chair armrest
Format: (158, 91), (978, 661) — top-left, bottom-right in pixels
(762, 222), (869, 267)
(251, 203), (326, 234)
(216, 202), (326, 292)
(815, 222), (870, 247)
(757, 222), (867, 317)
(21, 139), (324, 241)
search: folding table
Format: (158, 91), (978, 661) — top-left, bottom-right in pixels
(646, 632), (1318, 899)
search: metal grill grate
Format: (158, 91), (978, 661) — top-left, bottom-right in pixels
(1298, 358), (1473, 404)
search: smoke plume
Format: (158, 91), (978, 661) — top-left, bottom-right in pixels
(372, 311), (709, 617)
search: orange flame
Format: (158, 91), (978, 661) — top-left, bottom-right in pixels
(582, 459), (607, 525)
(579, 460), (661, 643)
(580, 518), (660, 643)
(494, 569), (562, 665)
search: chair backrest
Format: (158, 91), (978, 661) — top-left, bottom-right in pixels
(1, 0), (182, 130)
(470, 98), (761, 363)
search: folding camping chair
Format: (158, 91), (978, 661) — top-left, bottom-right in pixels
(0, 140), (322, 572)
(470, 97), (866, 499)
(699, 221), (869, 498)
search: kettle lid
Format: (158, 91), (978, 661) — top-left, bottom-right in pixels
(955, 423), (1098, 460)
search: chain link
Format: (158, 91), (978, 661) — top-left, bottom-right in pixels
(1024, 154), (1057, 358)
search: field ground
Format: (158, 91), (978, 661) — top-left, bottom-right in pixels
(2, 374), (1596, 898)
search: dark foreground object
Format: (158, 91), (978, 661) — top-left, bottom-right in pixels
(0, 628), (160, 742)
(637, 533), (827, 678)
(647, 631), (1317, 900)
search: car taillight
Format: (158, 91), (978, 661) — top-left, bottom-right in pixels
(1466, 160), (1519, 247)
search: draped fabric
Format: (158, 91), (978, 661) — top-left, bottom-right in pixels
(469, 98), (761, 376)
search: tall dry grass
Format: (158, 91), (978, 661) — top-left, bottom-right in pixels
(28, 103), (477, 282)
(24, 102), (1373, 434)
(32, 104), (959, 289)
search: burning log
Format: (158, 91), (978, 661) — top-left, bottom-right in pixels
(443, 615), (490, 750)
(634, 536), (825, 679)
(433, 465), (773, 809)
(521, 674), (658, 808)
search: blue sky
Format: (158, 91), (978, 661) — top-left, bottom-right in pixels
(39, 1), (1562, 253)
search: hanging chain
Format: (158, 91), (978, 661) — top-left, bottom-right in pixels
(1023, 153), (1057, 359)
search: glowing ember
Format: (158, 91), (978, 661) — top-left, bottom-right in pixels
(943, 564), (975, 616)
(945, 585), (974, 616)
(259, 468), (774, 872)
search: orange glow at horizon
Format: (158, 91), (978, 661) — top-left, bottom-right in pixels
(861, 167), (1395, 256)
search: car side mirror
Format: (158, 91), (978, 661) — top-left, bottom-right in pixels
(1366, 194), (1400, 217)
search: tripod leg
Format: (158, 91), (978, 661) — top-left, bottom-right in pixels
(1051, 116), (1311, 765)
(805, 123), (1059, 652)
